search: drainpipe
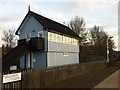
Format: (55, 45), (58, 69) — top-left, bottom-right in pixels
(24, 54), (26, 69)
(79, 39), (81, 63)
(30, 51), (32, 70)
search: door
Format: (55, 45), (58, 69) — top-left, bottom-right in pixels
(28, 52), (34, 68)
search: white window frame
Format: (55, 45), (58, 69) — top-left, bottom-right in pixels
(26, 33), (31, 42)
(48, 32), (52, 41)
(38, 31), (44, 38)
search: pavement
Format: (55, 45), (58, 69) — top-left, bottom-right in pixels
(93, 69), (119, 89)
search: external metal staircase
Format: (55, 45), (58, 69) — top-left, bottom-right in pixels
(2, 41), (31, 72)
(2, 37), (44, 72)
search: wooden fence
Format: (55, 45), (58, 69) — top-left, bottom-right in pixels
(2, 60), (107, 89)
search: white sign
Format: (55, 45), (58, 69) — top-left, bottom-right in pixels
(10, 66), (17, 71)
(3, 72), (21, 84)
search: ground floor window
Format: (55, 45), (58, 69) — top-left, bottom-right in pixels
(63, 52), (69, 56)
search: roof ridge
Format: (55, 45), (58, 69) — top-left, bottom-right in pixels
(16, 11), (80, 38)
(29, 11), (70, 29)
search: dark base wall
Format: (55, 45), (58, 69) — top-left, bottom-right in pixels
(109, 60), (120, 66)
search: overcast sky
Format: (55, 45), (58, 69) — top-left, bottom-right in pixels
(0, 0), (119, 50)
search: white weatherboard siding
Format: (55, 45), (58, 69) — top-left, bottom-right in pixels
(47, 52), (79, 67)
(19, 15), (48, 69)
(47, 41), (79, 67)
(48, 41), (79, 53)
(19, 15), (44, 39)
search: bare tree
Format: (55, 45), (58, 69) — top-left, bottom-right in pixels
(69, 16), (87, 45)
(89, 25), (115, 56)
(2, 27), (17, 48)
(89, 26), (106, 46)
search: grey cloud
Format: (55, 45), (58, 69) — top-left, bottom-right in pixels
(0, 13), (23, 23)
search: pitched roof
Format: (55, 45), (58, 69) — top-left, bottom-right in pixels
(16, 11), (80, 38)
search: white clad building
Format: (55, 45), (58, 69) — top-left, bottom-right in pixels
(15, 10), (81, 69)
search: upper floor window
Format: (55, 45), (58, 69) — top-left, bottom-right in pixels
(63, 35), (66, 43)
(56, 34), (60, 42)
(38, 31), (44, 38)
(69, 38), (72, 44)
(48, 32), (52, 41)
(48, 31), (78, 45)
(52, 33), (56, 42)
(26, 33), (31, 41)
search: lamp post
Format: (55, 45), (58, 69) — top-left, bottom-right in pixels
(107, 36), (113, 63)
